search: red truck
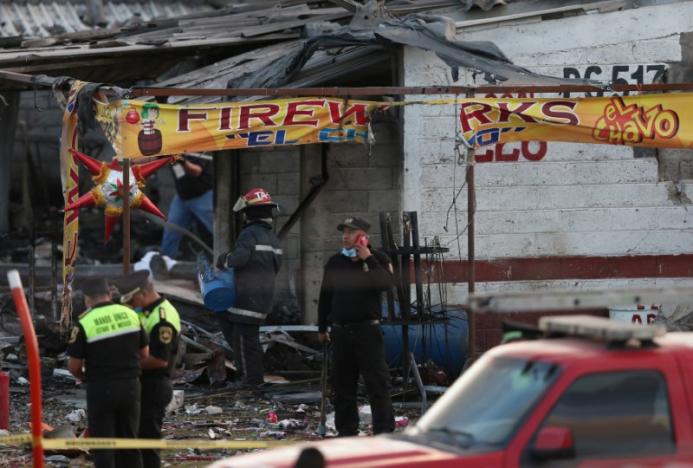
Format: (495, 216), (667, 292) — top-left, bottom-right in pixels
(212, 316), (693, 467)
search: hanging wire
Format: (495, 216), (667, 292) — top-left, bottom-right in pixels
(442, 95), (473, 261)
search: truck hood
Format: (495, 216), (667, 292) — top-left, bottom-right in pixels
(209, 435), (501, 467)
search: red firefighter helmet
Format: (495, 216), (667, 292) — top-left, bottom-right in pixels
(233, 187), (278, 212)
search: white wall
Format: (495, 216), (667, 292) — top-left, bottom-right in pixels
(403, 2), (693, 302)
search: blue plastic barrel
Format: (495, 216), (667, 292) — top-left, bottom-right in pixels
(381, 306), (468, 377)
(196, 255), (236, 311)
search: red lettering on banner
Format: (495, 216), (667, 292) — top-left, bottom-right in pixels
(238, 104), (281, 130)
(459, 102), (493, 133)
(284, 100), (324, 126)
(219, 107), (232, 131)
(497, 102), (538, 124)
(632, 315), (642, 324)
(542, 101), (579, 125)
(64, 168), (80, 224)
(327, 101), (369, 126)
(178, 108), (213, 132)
(593, 97), (679, 144)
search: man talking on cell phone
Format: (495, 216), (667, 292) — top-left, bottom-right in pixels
(317, 217), (395, 437)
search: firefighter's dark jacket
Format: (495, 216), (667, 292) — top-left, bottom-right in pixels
(220, 220), (282, 324)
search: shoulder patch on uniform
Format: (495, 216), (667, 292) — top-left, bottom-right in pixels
(68, 326), (80, 344)
(159, 326), (173, 344)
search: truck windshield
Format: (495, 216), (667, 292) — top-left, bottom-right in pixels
(415, 356), (559, 449)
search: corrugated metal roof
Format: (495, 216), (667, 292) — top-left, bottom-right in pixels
(0, 1), (214, 38)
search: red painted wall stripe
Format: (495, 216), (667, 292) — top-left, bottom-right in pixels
(423, 254), (693, 283)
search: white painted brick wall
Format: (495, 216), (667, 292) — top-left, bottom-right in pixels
(404, 2), (693, 266)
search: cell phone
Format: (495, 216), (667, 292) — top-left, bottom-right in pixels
(355, 234), (369, 247)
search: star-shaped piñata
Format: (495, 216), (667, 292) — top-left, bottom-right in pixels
(65, 149), (174, 242)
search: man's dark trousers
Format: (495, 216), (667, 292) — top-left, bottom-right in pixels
(87, 379), (142, 468)
(217, 314), (264, 385)
(331, 323), (394, 436)
(139, 376), (173, 468)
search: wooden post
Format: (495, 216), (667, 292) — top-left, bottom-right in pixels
(122, 158), (131, 274)
(0, 92), (19, 234)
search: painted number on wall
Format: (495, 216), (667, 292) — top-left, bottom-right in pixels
(475, 141), (548, 163)
(562, 64), (668, 97)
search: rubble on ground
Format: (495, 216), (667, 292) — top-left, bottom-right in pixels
(0, 229), (444, 465)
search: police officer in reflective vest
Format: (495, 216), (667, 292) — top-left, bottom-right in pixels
(216, 187), (282, 387)
(113, 270), (181, 468)
(67, 277), (148, 468)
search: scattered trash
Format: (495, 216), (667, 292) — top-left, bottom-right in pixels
(278, 419), (304, 430)
(17, 377), (28, 386)
(208, 428), (216, 439)
(52, 369), (76, 381)
(395, 416), (409, 428)
(296, 404), (308, 414)
(205, 405), (223, 416)
(65, 409), (85, 423)
(272, 392), (321, 404)
(325, 412), (336, 432)
(358, 405), (372, 425)
(185, 404), (203, 415)
(166, 390), (185, 414)
(0, 429), (9, 437)
(259, 430), (286, 439)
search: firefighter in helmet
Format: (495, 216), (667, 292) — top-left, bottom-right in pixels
(216, 188), (282, 387)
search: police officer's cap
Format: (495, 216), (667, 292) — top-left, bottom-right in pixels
(111, 270), (151, 304)
(337, 217), (370, 232)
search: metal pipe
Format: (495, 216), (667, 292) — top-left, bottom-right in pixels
(379, 212), (396, 322)
(28, 227), (35, 314)
(409, 352), (428, 414)
(410, 212), (425, 318)
(7, 270), (44, 468)
(466, 145), (476, 363)
(277, 144), (329, 240)
(3, 69), (693, 95)
(128, 83), (693, 97)
(401, 213), (411, 380)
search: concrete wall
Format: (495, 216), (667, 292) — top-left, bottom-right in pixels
(300, 117), (401, 324)
(236, 146), (302, 318)
(403, 2), (693, 305)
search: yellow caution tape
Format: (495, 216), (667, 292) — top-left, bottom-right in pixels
(0, 434), (32, 445)
(0, 434), (287, 450)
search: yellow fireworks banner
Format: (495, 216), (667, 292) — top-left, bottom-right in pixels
(59, 80), (88, 329)
(457, 93), (691, 149)
(96, 98), (386, 158)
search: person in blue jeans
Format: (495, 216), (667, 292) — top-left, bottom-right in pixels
(160, 154), (213, 258)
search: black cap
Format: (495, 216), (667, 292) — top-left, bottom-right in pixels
(80, 277), (110, 299)
(337, 217), (370, 232)
(110, 270), (150, 304)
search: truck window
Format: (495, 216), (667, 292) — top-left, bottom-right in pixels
(415, 357), (559, 450)
(533, 370), (674, 460)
